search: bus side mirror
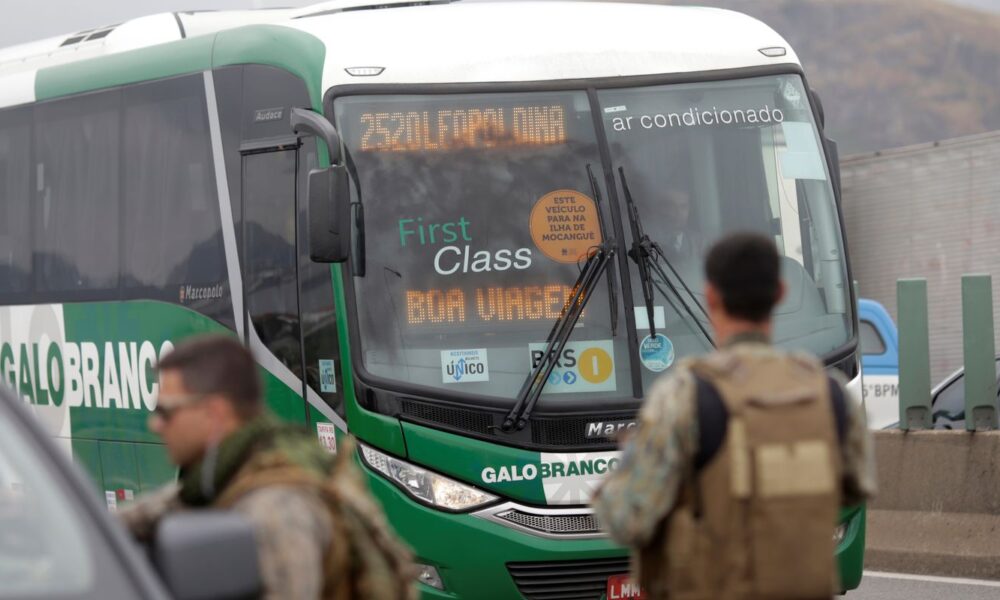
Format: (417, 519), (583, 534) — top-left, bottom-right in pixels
(308, 165), (352, 263)
(290, 108), (352, 263)
(810, 88), (825, 130)
(826, 137), (842, 197)
(154, 512), (261, 600)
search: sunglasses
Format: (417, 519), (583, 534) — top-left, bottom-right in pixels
(151, 394), (206, 423)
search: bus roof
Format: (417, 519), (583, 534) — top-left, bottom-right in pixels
(303, 1), (799, 91)
(0, 0), (799, 110)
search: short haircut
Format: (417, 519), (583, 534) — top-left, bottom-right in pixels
(158, 335), (262, 419)
(704, 232), (782, 323)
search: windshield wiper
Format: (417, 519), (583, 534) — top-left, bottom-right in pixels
(344, 147), (366, 276)
(588, 164), (619, 338)
(502, 166), (616, 433)
(618, 166), (715, 347)
(618, 166), (658, 337)
(501, 242), (613, 432)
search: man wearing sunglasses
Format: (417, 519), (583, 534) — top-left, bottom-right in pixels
(119, 335), (414, 600)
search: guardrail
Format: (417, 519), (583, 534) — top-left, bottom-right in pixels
(866, 276), (1000, 579)
(897, 274), (998, 431)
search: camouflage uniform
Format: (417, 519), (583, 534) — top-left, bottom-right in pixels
(120, 418), (334, 600)
(592, 334), (877, 550)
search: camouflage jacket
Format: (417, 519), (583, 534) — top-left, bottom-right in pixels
(120, 418), (334, 600)
(591, 336), (877, 549)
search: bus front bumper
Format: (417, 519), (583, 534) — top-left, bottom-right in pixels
(365, 466), (867, 599)
(365, 465), (626, 599)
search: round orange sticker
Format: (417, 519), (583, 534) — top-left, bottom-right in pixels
(529, 189), (602, 264)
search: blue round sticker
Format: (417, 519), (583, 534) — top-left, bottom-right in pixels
(639, 334), (675, 372)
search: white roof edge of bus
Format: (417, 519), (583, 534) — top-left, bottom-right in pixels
(291, 1), (800, 90)
(0, 0), (441, 73)
(0, 71), (35, 107)
(0, 0), (801, 110)
(175, 9), (298, 39)
(0, 13), (183, 77)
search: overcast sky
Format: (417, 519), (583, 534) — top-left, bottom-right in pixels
(1, 0), (998, 48)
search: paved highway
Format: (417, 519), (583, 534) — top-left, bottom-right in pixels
(851, 571), (1000, 599)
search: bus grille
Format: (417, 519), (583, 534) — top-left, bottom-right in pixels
(398, 398), (633, 450)
(530, 416), (629, 447)
(507, 557), (630, 599)
(496, 509), (602, 535)
(399, 400), (493, 434)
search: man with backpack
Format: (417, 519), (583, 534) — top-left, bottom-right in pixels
(120, 335), (415, 599)
(592, 233), (876, 599)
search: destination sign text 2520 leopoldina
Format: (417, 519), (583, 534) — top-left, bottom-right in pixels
(359, 105), (567, 152)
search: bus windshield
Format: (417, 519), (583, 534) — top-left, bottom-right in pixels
(596, 73), (852, 396)
(335, 91), (633, 404)
(333, 75), (852, 403)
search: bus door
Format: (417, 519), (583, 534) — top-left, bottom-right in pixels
(239, 143), (308, 423)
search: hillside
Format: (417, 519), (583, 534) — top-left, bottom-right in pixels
(655, 0), (1000, 153)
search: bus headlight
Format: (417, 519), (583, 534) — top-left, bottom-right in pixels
(833, 523), (848, 545)
(359, 443), (498, 511)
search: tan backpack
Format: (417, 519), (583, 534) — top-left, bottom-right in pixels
(321, 436), (418, 600)
(217, 436), (418, 600)
(639, 352), (842, 600)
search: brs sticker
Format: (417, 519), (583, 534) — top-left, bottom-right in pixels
(441, 349), (489, 383)
(527, 340), (616, 394)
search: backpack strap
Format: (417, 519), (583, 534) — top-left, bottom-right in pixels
(693, 374), (727, 471)
(691, 373), (849, 472)
(213, 445), (417, 600)
(827, 376), (848, 444)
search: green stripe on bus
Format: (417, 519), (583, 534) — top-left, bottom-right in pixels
(35, 25), (326, 108)
(331, 263), (407, 456)
(63, 301), (226, 444)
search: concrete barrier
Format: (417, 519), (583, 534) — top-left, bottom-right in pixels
(866, 430), (1000, 579)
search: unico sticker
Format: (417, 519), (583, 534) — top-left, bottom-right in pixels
(529, 189), (602, 264)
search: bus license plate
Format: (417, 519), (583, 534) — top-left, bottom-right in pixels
(606, 574), (645, 599)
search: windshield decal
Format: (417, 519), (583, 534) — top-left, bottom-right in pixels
(608, 103), (784, 133)
(318, 359), (337, 393)
(639, 333), (675, 373)
(441, 348), (490, 383)
(527, 339), (616, 394)
(529, 189), (602, 264)
(778, 121), (828, 180)
(633, 305), (666, 330)
(397, 215), (533, 277)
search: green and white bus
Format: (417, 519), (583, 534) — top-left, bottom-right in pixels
(0, 1), (865, 597)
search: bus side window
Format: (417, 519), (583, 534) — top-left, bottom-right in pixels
(34, 90), (121, 297)
(0, 107), (31, 297)
(859, 320), (886, 356)
(121, 76), (231, 328)
(243, 150), (304, 383)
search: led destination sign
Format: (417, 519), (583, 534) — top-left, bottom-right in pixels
(359, 105), (567, 152)
(406, 284), (584, 325)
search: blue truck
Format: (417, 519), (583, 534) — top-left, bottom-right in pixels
(859, 299), (900, 429)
